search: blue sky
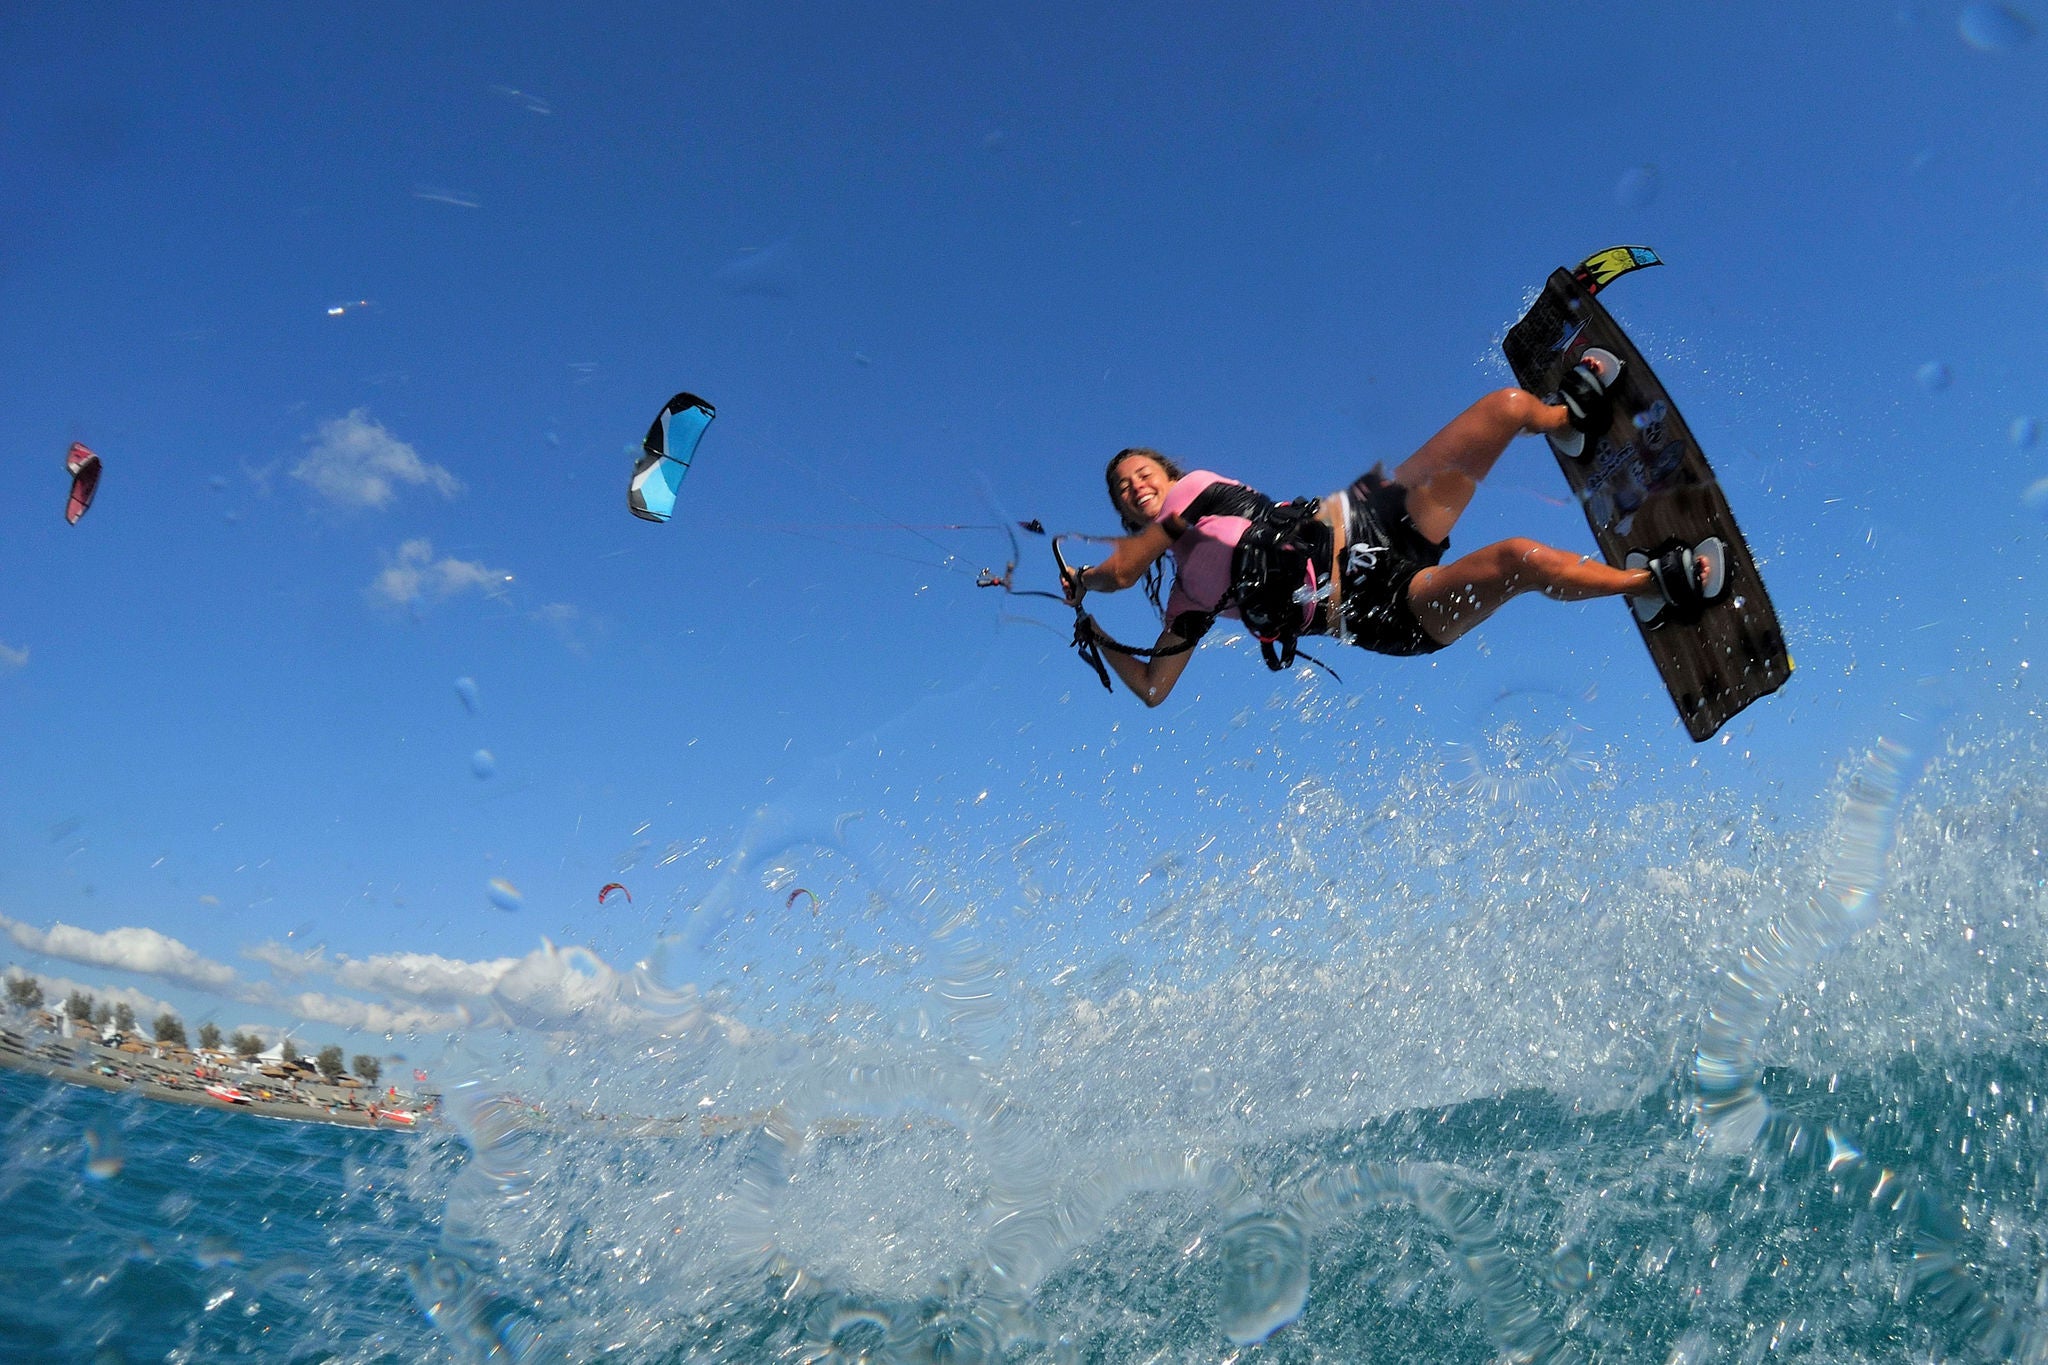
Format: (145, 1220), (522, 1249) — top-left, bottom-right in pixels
(1, 2), (2043, 1053)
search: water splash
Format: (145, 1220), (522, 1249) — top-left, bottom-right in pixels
(1693, 738), (1919, 1150)
(376, 719), (2048, 1361)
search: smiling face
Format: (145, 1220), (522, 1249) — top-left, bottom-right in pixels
(1109, 453), (1176, 525)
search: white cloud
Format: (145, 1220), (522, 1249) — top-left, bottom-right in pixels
(265, 989), (464, 1035)
(0, 641), (26, 671)
(530, 601), (602, 652)
(6, 912), (738, 1047)
(268, 940), (742, 1042)
(483, 940), (745, 1042)
(370, 539), (513, 608)
(331, 949), (522, 1004)
(3, 966), (175, 1022)
(292, 410), (461, 510)
(225, 1022), (287, 1045)
(242, 940), (326, 979)
(0, 914), (239, 991)
(532, 602), (579, 628)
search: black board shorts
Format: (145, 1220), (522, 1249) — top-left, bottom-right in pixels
(1326, 466), (1449, 657)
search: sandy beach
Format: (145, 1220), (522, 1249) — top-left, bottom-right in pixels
(0, 1030), (423, 1131)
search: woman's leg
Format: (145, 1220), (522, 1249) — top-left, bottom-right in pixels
(1407, 537), (1650, 646)
(1389, 389), (1573, 545)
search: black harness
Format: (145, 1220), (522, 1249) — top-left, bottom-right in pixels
(1164, 484), (1334, 672)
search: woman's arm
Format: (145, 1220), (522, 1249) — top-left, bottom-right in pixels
(1070, 523), (1172, 595)
(1093, 624), (1195, 707)
(1060, 523), (1186, 705)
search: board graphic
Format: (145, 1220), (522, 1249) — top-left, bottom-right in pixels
(1503, 247), (1791, 742)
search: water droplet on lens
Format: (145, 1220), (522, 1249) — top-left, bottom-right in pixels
(1546, 1243), (1592, 1293)
(2011, 416), (2039, 447)
(486, 877), (523, 911)
(1444, 684), (1597, 804)
(714, 237), (802, 298)
(1960, 2), (2035, 49)
(1215, 1213), (1309, 1345)
(470, 749), (496, 779)
(1916, 361), (1952, 391)
(888, 1294), (999, 1365)
(800, 1298), (894, 1365)
(443, 1085), (539, 1196)
(84, 1126), (123, 1180)
(192, 1236), (243, 1268)
(1667, 1328), (1717, 1365)
(2022, 477), (2048, 517)
(454, 676), (481, 714)
(1826, 1124), (1864, 1171)
(1614, 164), (1660, 208)
(1191, 1066), (1217, 1099)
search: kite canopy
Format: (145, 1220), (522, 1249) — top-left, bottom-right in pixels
(598, 882), (631, 905)
(65, 442), (101, 525)
(628, 393), (715, 523)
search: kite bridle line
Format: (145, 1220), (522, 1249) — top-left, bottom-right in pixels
(752, 436), (1032, 583)
(768, 520), (1051, 581)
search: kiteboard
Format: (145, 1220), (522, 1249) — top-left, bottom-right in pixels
(1502, 247), (1791, 742)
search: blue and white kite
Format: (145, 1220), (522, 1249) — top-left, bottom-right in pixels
(628, 392), (715, 523)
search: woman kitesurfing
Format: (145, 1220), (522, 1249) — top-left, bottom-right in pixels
(1060, 357), (1726, 706)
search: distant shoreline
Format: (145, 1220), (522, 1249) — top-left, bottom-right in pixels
(0, 1030), (888, 1141)
(0, 1040), (419, 1132)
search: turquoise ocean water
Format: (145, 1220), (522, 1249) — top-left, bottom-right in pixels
(5, 721), (2047, 1363)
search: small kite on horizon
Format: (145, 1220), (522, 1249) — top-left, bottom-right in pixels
(598, 882), (632, 905)
(65, 443), (101, 524)
(786, 887), (818, 915)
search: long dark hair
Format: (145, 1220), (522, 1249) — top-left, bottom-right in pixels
(1104, 447), (1185, 618)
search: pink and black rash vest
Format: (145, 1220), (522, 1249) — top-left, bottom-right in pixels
(1155, 471), (1319, 636)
